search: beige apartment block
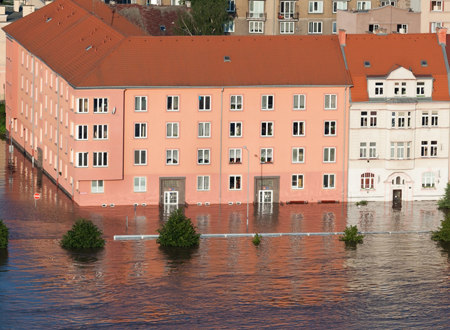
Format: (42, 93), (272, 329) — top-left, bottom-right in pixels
(420, 0), (450, 33)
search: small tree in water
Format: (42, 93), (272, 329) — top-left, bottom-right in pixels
(438, 182), (450, 210)
(431, 214), (450, 242)
(60, 218), (106, 250)
(0, 220), (9, 249)
(339, 225), (364, 244)
(157, 208), (200, 247)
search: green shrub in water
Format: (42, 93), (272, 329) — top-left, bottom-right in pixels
(431, 214), (450, 242)
(252, 233), (261, 246)
(356, 200), (368, 206)
(438, 182), (450, 210)
(0, 220), (9, 249)
(157, 208), (200, 247)
(60, 218), (106, 250)
(339, 225), (364, 244)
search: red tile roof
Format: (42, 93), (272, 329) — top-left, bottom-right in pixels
(344, 33), (449, 102)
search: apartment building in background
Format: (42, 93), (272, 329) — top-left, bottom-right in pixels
(420, 0), (450, 33)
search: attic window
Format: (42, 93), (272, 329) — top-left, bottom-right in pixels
(85, 45), (92, 51)
(421, 60), (428, 67)
(46, 17), (52, 23)
(159, 25), (166, 32)
(224, 56), (231, 62)
(364, 61), (371, 67)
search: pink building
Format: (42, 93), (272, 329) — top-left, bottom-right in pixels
(3, 0), (351, 206)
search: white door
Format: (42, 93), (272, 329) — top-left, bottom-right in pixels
(164, 191), (178, 205)
(259, 190), (273, 204)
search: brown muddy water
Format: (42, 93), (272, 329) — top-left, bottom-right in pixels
(1, 140), (450, 329)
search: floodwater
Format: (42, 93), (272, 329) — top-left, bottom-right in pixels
(0, 139), (450, 329)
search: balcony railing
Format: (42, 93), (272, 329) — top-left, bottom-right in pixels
(277, 12), (299, 20)
(246, 12), (267, 20)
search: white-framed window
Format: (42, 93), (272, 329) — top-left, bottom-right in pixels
(323, 147), (336, 162)
(198, 176), (210, 191)
(224, 20), (235, 33)
(77, 98), (88, 113)
(333, 1), (347, 13)
(229, 175), (242, 190)
(431, 22), (443, 33)
(293, 121), (305, 136)
(167, 96), (179, 111)
(262, 95), (274, 110)
(93, 98), (108, 113)
(91, 180), (104, 193)
(134, 150), (147, 165)
(431, 1), (442, 11)
(260, 148), (273, 163)
(199, 95), (211, 111)
(93, 152), (108, 167)
(324, 94), (337, 109)
(381, 0), (396, 6)
(360, 142), (367, 158)
(261, 121), (273, 137)
(292, 174), (304, 189)
(357, 1), (371, 10)
(198, 122), (211, 138)
(249, 21), (264, 33)
(308, 21), (322, 34)
(134, 123), (147, 138)
(391, 142), (411, 159)
(323, 174), (335, 189)
(292, 147), (304, 163)
(76, 152), (88, 167)
(133, 177), (146, 192)
(227, 0), (235, 12)
(397, 24), (408, 33)
(166, 122), (179, 138)
(230, 95), (243, 110)
(229, 148), (242, 163)
(375, 82), (384, 95)
(416, 82), (425, 96)
(166, 149), (179, 165)
(369, 142), (377, 158)
(422, 172), (436, 188)
(280, 22), (294, 34)
(249, 0), (265, 18)
(135, 96), (147, 112)
(391, 111), (411, 128)
(332, 21), (337, 34)
(309, 1), (323, 13)
(76, 125), (88, 140)
(361, 111), (377, 127)
(431, 111), (438, 126)
(93, 125), (108, 140)
(280, 1), (295, 18)
(369, 24), (380, 32)
(324, 121), (336, 136)
(198, 149), (210, 164)
(230, 122), (242, 137)
(422, 111), (429, 126)
(394, 82), (407, 95)
(361, 173), (374, 190)
(293, 94), (305, 110)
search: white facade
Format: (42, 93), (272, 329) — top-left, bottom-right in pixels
(348, 66), (450, 202)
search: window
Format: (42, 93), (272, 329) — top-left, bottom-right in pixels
(394, 82), (406, 95)
(391, 111), (411, 128)
(260, 148), (273, 163)
(224, 21), (235, 33)
(360, 142), (367, 158)
(431, 141), (438, 157)
(308, 21), (322, 34)
(167, 96), (179, 111)
(416, 82), (425, 96)
(381, 0), (396, 5)
(324, 121), (336, 136)
(293, 121), (305, 136)
(323, 174), (335, 189)
(309, 1), (323, 13)
(397, 24), (408, 33)
(229, 148), (242, 163)
(134, 150), (147, 165)
(134, 177), (146, 192)
(431, 22), (443, 33)
(91, 180), (104, 193)
(198, 176), (210, 191)
(76, 125), (88, 140)
(249, 1), (264, 18)
(166, 122), (179, 138)
(199, 95), (211, 111)
(422, 172), (436, 188)
(431, 1), (442, 11)
(431, 111), (438, 126)
(135, 96), (147, 112)
(93, 98), (108, 113)
(76, 152), (88, 167)
(230, 95), (243, 110)
(357, 1), (371, 10)
(134, 123), (147, 138)
(77, 98), (88, 113)
(280, 22), (294, 34)
(422, 111), (429, 126)
(293, 94), (305, 110)
(361, 173), (374, 189)
(332, 21), (337, 34)
(166, 149), (179, 165)
(261, 122), (273, 136)
(93, 125), (108, 140)
(375, 82), (384, 95)
(391, 142), (411, 159)
(262, 95), (274, 110)
(369, 142), (377, 158)
(93, 152), (108, 167)
(227, 0), (235, 12)
(333, 1), (347, 12)
(291, 174), (304, 189)
(249, 21), (264, 33)
(198, 149), (210, 164)
(229, 175), (242, 190)
(198, 122), (211, 137)
(230, 122), (242, 137)
(292, 147), (304, 163)
(324, 94), (337, 109)
(324, 147), (336, 162)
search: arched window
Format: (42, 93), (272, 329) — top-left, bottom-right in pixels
(422, 172), (436, 188)
(396, 176), (401, 185)
(361, 172), (375, 189)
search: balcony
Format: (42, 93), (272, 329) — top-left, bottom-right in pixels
(246, 12), (267, 20)
(277, 12), (299, 20)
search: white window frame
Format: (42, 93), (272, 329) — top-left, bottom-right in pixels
(93, 98), (108, 113)
(224, 20), (235, 33)
(134, 123), (147, 138)
(323, 174), (335, 189)
(309, 1), (323, 13)
(166, 122), (179, 138)
(91, 180), (104, 193)
(369, 142), (377, 158)
(308, 21), (322, 34)
(199, 95), (211, 111)
(229, 148), (242, 163)
(134, 149), (147, 165)
(280, 22), (295, 34)
(361, 173), (374, 190)
(431, 111), (438, 126)
(324, 94), (337, 109)
(198, 122), (211, 138)
(167, 95), (179, 111)
(375, 82), (384, 95)
(227, 0), (236, 12)
(360, 142), (367, 158)
(293, 94), (305, 110)
(293, 121), (305, 136)
(166, 149), (179, 165)
(416, 82), (425, 97)
(230, 95), (243, 110)
(261, 95), (274, 110)
(333, 1), (347, 13)
(197, 176), (210, 191)
(135, 96), (147, 112)
(134, 177), (146, 193)
(431, 1), (442, 11)
(260, 148), (273, 163)
(324, 121), (336, 136)
(198, 149), (211, 165)
(357, 1), (371, 10)
(261, 121), (274, 137)
(76, 152), (88, 168)
(332, 21), (337, 34)
(76, 125), (88, 140)
(93, 124), (108, 140)
(249, 21), (264, 33)
(230, 122), (242, 137)
(394, 82), (407, 96)
(422, 172), (436, 188)
(77, 98), (88, 113)
(292, 174), (304, 189)
(323, 147), (336, 163)
(229, 175), (242, 190)
(292, 147), (305, 163)
(93, 151), (108, 167)
(431, 22), (443, 33)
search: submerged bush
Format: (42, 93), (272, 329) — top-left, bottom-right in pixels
(157, 208), (200, 247)
(0, 220), (9, 249)
(356, 200), (368, 206)
(339, 225), (364, 244)
(60, 218), (106, 250)
(438, 182), (450, 210)
(252, 233), (261, 246)
(431, 214), (450, 242)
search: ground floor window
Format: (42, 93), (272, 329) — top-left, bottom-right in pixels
(292, 174), (304, 189)
(91, 180), (104, 193)
(197, 176), (210, 191)
(361, 172), (374, 189)
(323, 174), (335, 189)
(134, 177), (146, 192)
(229, 175), (242, 190)
(422, 172), (436, 188)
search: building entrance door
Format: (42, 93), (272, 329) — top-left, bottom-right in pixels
(164, 191), (178, 205)
(259, 190), (273, 204)
(393, 189), (402, 209)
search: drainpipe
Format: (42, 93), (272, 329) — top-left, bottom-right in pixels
(219, 87), (224, 205)
(123, 88), (127, 182)
(56, 74), (60, 185)
(342, 86), (348, 204)
(273, 0), (276, 35)
(31, 54), (35, 168)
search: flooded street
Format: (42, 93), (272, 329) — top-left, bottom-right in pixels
(0, 140), (450, 329)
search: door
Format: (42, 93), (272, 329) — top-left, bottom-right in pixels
(393, 189), (402, 209)
(164, 191), (178, 205)
(259, 190), (273, 204)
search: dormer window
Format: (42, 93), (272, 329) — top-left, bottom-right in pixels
(375, 82), (384, 95)
(394, 82), (406, 96)
(417, 82), (425, 97)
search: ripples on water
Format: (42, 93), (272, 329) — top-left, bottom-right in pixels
(1, 141), (450, 329)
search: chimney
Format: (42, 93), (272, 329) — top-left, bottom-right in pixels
(13, 0), (20, 12)
(22, 5), (35, 17)
(338, 29), (346, 46)
(437, 27), (447, 45)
